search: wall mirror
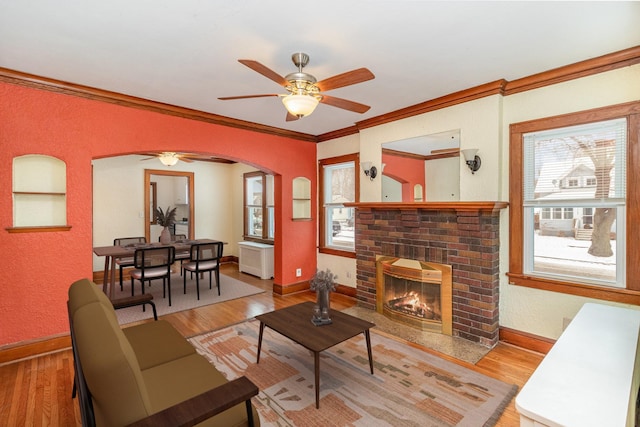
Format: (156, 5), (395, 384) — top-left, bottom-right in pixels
(381, 130), (461, 202)
(149, 181), (158, 224)
(144, 169), (194, 242)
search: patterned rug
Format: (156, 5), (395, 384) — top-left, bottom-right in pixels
(189, 320), (518, 426)
(114, 273), (265, 324)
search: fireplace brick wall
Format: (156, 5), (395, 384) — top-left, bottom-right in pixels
(354, 205), (503, 347)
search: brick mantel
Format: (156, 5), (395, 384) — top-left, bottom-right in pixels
(345, 201), (508, 212)
(351, 201), (508, 347)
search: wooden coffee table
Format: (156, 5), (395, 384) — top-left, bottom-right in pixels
(255, 301), (375, 409)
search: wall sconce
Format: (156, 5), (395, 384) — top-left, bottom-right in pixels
(461, 149), (481, 174)
(360, 161), (385, 181)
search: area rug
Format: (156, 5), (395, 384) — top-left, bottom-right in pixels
(114, 273), (265, 324)
(189, 320), (518, 426)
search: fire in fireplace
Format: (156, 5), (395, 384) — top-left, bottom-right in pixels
(376, 256), (452, 334)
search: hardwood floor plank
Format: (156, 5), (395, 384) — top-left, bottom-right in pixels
(0, 264), (541, 426)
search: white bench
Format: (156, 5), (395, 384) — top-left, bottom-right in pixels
(516, 303), (640, 427)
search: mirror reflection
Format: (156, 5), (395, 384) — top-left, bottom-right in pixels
(145, 171), (193, 242)
(381, 130), (461, 202)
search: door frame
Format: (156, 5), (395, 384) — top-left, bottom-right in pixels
(144, 169), (195, 242)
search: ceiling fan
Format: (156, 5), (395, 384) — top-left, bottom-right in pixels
(140, 152), (234, 166)
(218, 52), (375, 121)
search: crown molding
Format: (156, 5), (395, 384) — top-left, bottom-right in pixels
(318, 45), (640, 141)
(504, 45), (640, 95)
(2, 45), (638, 144)
(0, 68), (319, 143)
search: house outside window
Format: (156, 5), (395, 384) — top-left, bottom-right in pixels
(244, 171), (274, 242)
(319, 154), (358, 257)
(509, 102), (640, 304)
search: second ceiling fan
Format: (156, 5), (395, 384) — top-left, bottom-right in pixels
(219, 52), (375, 121)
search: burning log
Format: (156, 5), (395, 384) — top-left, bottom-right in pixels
(387, 291), (441, 320)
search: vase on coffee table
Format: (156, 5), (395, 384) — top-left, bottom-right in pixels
(310, 268), (337, 326)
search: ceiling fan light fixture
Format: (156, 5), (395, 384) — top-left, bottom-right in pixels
(158, 152), (179, 166)
(282, 94), (319, 118)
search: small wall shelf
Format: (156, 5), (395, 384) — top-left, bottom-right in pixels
(12, 155), (67, 228)
(292, 177), (311, 220)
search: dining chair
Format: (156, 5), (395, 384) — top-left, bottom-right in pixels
(182, 242), (223, 300)
(159, 234), (189, 275)
(113, 237), (147, 291)
(131, 246), (176, 306)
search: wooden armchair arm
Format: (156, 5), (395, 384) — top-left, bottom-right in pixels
(126, 376), (259, 427)
(111, 294), (158, 320)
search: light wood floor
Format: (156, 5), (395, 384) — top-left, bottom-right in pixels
(0, 264), (543, 426)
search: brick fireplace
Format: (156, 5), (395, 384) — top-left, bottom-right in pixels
(348, 202), (508, 347)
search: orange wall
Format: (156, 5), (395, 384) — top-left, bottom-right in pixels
(0, 82), (317, 346)
(382, 153), (425, 201)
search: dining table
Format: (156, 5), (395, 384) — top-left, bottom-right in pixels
(93, 238), (223, 300)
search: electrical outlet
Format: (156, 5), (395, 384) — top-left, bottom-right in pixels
(296, 268), (302, 277)
(346, 271), (351, 278)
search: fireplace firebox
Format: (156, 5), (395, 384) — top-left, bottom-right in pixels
(376, 256), (452, 335)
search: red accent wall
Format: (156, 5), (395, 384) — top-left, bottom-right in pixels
(382, 153), (425, 201)
(0, 82), (317, 346)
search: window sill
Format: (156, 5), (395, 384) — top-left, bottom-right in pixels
(319, 247), (356, 259)
(7, 225), (72, 233)
(242, 236), (274, 245)
(507, 272), (640, 305)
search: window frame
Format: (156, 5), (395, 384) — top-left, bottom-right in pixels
(243, 171), (274, 244)
(318, 153), (359, 258)
(508, 101), (640, 305)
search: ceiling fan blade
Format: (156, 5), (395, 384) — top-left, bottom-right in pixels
(177, 157), (194, 163)
(218, 94), (279, 100)
(238, 59), (288, 87)
(285, 111), (300, 122)
(316, 68), (375, 92)
(319, 95), (371, 114)
(139, 157), (156, 161)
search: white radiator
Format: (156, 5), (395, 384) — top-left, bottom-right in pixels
(238, 242), (274, 279)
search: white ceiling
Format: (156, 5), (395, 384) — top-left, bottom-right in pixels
(1, 1), (639, 138)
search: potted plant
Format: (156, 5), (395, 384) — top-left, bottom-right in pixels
(156, 206), (177, 244)
(310, 268), (337, 325)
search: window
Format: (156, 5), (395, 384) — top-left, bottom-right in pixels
(583, 207), (594, 227)
(565, 178), (579, 188)
(543, 207), (574, 220)
(319, 154), (359, 257)
(243, 171), (274, 242)
(509, 102), (640, 303)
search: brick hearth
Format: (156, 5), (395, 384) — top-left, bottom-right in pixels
(349, 202), (508, 347)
